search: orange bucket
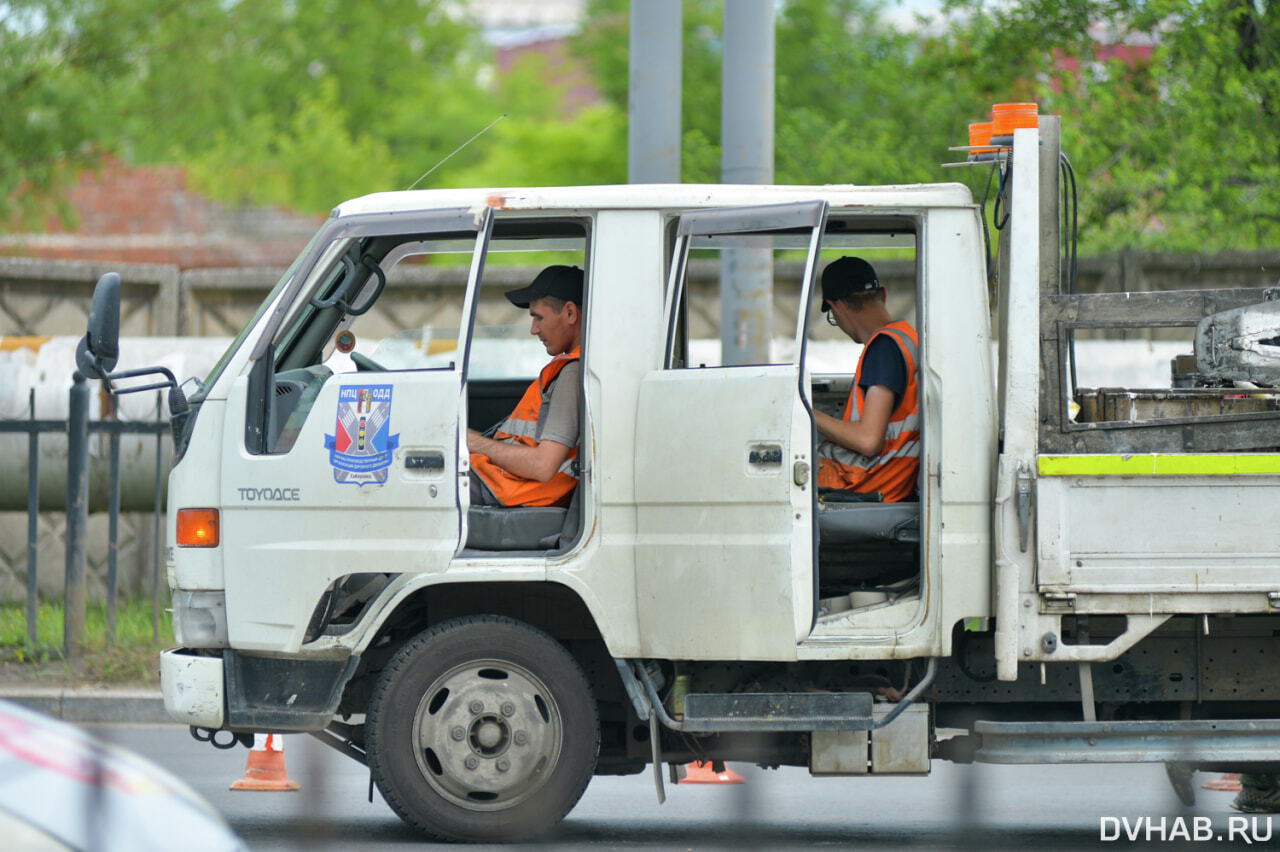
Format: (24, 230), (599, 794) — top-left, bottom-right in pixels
(990, 102), (1038, 143)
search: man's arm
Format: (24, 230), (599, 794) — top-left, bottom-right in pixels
(468, 429), (572, 483)
(814, 385), (896, 457)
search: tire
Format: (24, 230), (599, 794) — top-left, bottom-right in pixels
(366, 615), (599, 842)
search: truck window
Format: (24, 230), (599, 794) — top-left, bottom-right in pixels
(462, 219), (592, 555)
(463, 220), (589, 439)
(260, 231), (482, 454)
(806, 220), (924, 614)
(667, 229), (810, 369)
(664, 214), (917, 373)
(807, 223), (918, 427)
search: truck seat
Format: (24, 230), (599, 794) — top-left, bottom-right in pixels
(817, 501), (920, 544)
(466, 506), (566, 550)
(464, 486), (582, 552)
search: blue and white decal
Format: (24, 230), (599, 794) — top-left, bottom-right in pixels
(323, 385), (400, 486)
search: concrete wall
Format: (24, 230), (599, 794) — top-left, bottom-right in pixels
(0, 511), (162, 604)
(7, 250), (1278, 339)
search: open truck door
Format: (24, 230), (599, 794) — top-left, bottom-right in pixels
(218, 208), (494, 651)
(633, 201), (828, 660)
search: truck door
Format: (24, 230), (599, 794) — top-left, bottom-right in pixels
(219, 208), (493, 651)
(633, 202), (827, 660)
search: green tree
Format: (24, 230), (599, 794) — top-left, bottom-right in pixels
(2, 0), (499, 220)
(114, 0), (495, 206)
(0, 1), (150, 224)
(440, 52), (628, 190)
(773, 0), (991, 186)
(573, 0), (996, 184)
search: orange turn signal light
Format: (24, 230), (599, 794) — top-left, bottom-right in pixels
(177, 508), (220, 548)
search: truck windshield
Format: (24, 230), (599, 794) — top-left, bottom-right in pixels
(192, 228), (326, 402)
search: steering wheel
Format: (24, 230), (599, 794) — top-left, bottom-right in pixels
(351, 352), (388, 372)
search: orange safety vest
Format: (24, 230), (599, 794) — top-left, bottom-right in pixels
(816, 322), (920, 502)
(470, 347), (580, 507)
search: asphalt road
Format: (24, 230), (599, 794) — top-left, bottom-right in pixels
(89, 724), (1263, 850)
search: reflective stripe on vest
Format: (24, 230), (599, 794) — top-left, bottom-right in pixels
(816, 322), (920, 502)
(470, 347), (580, 507)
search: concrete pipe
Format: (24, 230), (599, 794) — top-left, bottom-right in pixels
(0, 336), (229, 511)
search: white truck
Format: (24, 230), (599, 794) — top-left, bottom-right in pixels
(77, 110), (1280, 841)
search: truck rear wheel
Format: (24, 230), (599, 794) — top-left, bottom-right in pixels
(366, 615), (599, 842)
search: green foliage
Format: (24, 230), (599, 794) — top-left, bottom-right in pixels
(0, 1), (128, 225)
(0, 600), (173, 684)
(3, 0), (498, 220)
(5, 0), (1277, 254)
(442, 53), (627, 189)
(125, 0), (505, 202)
(185, 78), (400, 211)
(573, 0), (993, 185)
(442, 104), (627, 189)
(774, 0), (985, 186)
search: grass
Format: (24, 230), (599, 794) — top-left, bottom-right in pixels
(0, 599), (173, 686)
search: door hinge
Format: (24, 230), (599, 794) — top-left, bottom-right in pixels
(1042, 591), (1076, 611)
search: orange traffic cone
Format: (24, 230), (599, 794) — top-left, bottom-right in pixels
(230, 733), (300, 791)
(1203, 773), (1242, 791)
(679, 760), (745, 784)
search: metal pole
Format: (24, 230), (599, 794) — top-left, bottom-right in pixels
(26, 388), (39, 647)
(106, 431), (120, 645)
(720, 0), (775, 366)
(152, 390), (163, 641)
(628, 0), (682, 184)
(64, 372), (90, 661)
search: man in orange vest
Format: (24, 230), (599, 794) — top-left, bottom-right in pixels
(814, 256), (920, 503)
(468, 266), (583, 507)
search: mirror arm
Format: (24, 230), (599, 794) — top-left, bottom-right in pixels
(101, 365), (179, 396)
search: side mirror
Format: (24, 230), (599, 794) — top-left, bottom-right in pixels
(78, 272), (121, 378)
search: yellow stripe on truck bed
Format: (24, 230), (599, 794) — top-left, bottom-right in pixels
(1038, 454), (1280, 476)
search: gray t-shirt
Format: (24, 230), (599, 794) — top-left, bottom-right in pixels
(535, 360), (581, 448)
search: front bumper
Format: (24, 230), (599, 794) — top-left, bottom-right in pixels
(162, 647), (361, 732)
(161, 648), (225, 728)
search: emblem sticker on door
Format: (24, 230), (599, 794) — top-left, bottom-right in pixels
(323, 385), (400, 486)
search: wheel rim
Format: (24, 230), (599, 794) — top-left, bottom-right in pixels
(411, 657), (564, 810)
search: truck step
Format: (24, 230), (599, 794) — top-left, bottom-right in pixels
(681, 691), (874, 732)
(973, 719), (1280, 764)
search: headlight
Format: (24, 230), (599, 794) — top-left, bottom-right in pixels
(172, 590), (228, 647)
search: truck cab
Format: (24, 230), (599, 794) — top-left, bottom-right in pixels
(155, 181), (992, 665)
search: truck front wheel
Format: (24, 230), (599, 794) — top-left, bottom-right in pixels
(366, 615), (599, 842)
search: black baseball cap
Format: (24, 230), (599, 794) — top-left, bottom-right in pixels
(820, 256), (881, 312)
(505, 265), (584, 309)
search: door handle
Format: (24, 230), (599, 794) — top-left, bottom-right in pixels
(747, 445), (783, 466)
(405, 452), (445, 471)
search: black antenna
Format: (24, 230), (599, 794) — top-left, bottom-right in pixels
(406, 114), (507, 191)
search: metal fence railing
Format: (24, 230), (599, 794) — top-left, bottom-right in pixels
(0, 381), (168, 657)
